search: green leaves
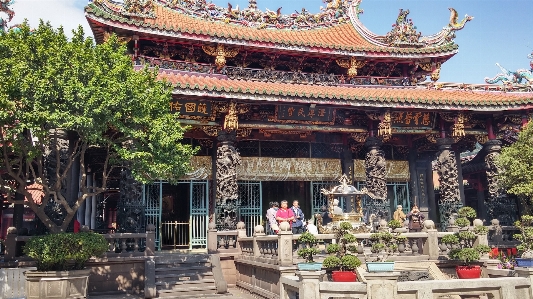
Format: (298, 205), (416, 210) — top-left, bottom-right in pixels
(23, 232), (108, 271)
(0, 22), (196, 232)
(497, 121), (533, 199)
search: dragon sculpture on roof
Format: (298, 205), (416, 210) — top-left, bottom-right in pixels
(0, 0), (15, 32)
(349, 1), (473, 48)
(485, 53), (533, 88)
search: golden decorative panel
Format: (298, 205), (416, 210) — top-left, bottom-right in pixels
(238, 158), (342, 181)
(353, 160), (410, 182)
(183, 157), (341, 181)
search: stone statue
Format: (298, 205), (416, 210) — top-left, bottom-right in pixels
(393, 205), (406, 222)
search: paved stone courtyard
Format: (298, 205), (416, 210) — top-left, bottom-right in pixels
(90, 288), (256, 299)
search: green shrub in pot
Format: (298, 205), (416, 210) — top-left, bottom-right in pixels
(24, 232), (108, 271)
(297, 232), (321, 263)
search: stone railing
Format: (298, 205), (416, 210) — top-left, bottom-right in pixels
(488, 225), (520, 248)
(3, 225), (156, 262)
(280, 268), (533, 299)
(232, 222), (488, 266)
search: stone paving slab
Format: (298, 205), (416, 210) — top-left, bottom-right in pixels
(89, 288), (256, 299)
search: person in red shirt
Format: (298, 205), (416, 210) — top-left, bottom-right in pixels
(275, 200), (295, 227)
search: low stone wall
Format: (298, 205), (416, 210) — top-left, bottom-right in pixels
(236, 258), (296, 299)
(280, 269), (533, 299)
(0, 257), (149, 297)
(87, 257), (147, 296)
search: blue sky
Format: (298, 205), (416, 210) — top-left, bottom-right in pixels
(9, 0), (533, 84)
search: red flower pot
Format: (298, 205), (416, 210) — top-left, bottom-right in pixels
(331, 271), (357, 282)
(456, 265), (481, 279)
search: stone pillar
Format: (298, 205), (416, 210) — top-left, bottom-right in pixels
(515, 268), (533, 298)
(4, 227), (17, 262)
(483, 140), (517, 225)
(144, 256), (156, 299)
(278, 221), (294, 267)
(435, 138), (462, 229)
(207, 222), (218, 254)
(214, 131), (241, 231)
(296, 271), (326, 299)
(408, 146), (420, 207)
(363, 137), (389, 220)
(117, 168), (145, 233)
(455, 150), (466, 206)
(253, 225), (265, 257)
(145, 224), (156, 256)
(236, 221), (246, 253)
(422, 223), (439, 260)
(365, 272), (401, 299)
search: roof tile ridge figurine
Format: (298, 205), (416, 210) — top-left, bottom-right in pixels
(349, 3), (473, 48)
(0, 0), (15, 32)
(485, 54), (533, 88)
(91, 0), (354, 30)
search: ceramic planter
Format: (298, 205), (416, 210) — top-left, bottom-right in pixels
(297, 262), (323, 271)
(331, 271), (357, 282)
(25, 269), (91, 299)
(516, 258), (533, 267)
(456, 265), (481, 279)
(366, 262), (395, 272)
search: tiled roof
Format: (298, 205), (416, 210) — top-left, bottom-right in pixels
(85, 3), (459, 55)
(157, 70), (533, 110)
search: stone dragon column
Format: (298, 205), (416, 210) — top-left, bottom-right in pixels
(363, 137), (389, 220)
(214, 102), (244, 230)
(435, 138), (462, 228)
(483, 140), (516, 225)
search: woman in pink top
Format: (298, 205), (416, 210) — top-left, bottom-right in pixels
(275, 200), (295, 227)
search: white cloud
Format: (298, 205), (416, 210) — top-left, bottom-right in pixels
(10, 0), (93, 38)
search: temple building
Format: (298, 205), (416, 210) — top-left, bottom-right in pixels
(84, 0), (533, 250)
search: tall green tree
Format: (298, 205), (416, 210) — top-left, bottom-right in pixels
(0, 22), (196, 233)
(497, 121), (533, 200)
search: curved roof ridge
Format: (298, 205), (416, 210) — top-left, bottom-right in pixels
(348, 0), (473, 49)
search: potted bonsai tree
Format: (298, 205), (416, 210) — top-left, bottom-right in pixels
(322, 222), (361, 282)
(455, 207), (477, 229)
(366, 231), (396, 272)
(513, 215), (533, 267)
(445, 230), (491, 279)
(297, 232), (322, 271)
(23, 232), (108, 299)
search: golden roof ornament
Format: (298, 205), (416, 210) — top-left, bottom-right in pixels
(336, 57), (366, 78)
(202, 44), (239, 70)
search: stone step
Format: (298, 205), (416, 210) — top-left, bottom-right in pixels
(155, 265), (212, 272)
(155, 254), (210, 264)
(155, 279), (215, 290)
(157, 287), (219, 298)
(156, 261), (212, 268)
(155, 271), (214, 283)
(158, 293), (230, 299)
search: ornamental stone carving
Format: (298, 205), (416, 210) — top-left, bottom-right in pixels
(216, 143), (241, 204)
(435, 138), (460, 202)
(363, 137), (387, 200)
(484, 140), (503, 200)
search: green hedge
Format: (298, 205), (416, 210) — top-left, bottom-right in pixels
(24, 232), (108, 271)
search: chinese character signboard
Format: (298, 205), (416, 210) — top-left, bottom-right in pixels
(273, 105), (335, 125)
(391, 112), (435, 128)
(169, 99), (215, 120)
